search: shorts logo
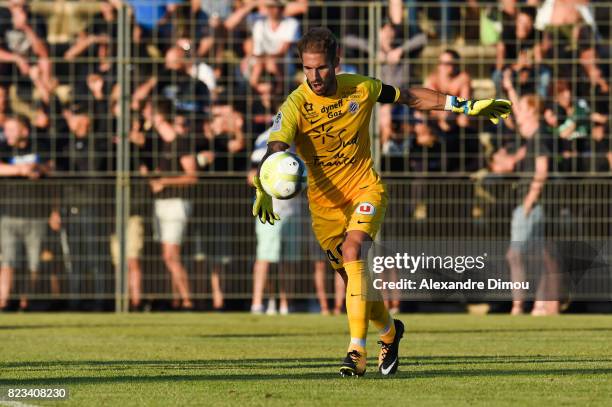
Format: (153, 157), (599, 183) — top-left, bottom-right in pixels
(348, 101), (359, 114)
(272, 112), (283, 131)
(356, 202), (375, 215)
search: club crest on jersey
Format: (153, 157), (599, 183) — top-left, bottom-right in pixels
(348, 100), (359, 114)
(303, 102), (314, 113)
(272, 112), (283, 131)
(356, 202), (375, 215)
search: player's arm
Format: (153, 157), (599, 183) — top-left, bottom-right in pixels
(252, 97), (299, 224)
(377, 83), (512, 124)
(252, 141), (290, 225)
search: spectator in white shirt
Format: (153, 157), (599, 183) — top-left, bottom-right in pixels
(249, 0), (299, 95)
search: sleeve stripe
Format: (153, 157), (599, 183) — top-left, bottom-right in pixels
(393, 87), (400, 103)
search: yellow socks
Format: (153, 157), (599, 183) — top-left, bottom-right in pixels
(371, 302), (396, 344)
(344, 260), (370, 352)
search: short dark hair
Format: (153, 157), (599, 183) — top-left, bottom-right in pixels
(297, 27), (338, 62)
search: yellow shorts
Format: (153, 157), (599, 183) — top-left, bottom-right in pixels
(310, 183), (388, 270)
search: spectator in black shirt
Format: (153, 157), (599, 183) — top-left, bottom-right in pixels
(198, 96), (246, 172)
(53, 104), (109, 310)
(143, 99), (197, 310)
(132, 45), (210, 121)
(0, 115), (53, 310)
(503, 82), (562, 316)
(494, 5), (550, 98)
(62, 0), (119, 85)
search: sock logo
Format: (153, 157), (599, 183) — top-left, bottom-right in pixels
(356, 202), (375, 215)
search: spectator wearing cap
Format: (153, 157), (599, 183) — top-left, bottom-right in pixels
(249, 0), (300, 96)
(0, 115), (53, 310)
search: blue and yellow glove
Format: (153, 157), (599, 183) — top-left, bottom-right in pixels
(252, 175), (280, 225)
(449, 96), (512, 125)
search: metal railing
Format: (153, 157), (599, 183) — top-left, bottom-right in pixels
(0, 1), (610, 309)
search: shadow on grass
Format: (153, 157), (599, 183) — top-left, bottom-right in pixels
(1, 356), (611, 384)
(1, 367), (611, 385)
(2, 325), (612, 335)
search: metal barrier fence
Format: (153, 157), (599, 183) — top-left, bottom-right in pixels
(1, 178), (611, 308)
(0, 1), (611, 309)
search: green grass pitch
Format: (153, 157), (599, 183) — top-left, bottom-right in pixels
(0, 313), (611, 406)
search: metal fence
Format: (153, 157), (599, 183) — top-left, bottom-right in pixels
(0, 1), (611, 310)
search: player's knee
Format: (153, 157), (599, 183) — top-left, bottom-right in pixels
(341, 241), (361, 262)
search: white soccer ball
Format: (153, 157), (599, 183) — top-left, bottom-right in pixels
(260, 151), (306, 200)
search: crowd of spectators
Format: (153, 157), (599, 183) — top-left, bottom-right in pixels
(0, 0), (609, 311)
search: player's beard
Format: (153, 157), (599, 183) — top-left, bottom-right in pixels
(310, 75), (335, 96)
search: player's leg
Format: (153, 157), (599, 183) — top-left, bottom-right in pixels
(347, 188), (404, 375)
(340, 230), (375, 376)
(310, 202), (368, 375)
(334, 271), (345, 315)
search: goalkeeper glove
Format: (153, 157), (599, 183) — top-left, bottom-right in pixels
(447, 96), (512, 125)
(252, 175), (280, 225)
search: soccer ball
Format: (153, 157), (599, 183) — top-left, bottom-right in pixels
(260, 151), (306, 199)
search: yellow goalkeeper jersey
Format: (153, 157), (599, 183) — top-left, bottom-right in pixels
(268, 73), (383, 208)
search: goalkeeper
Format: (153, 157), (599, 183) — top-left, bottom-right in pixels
(253, 27), (511, 377)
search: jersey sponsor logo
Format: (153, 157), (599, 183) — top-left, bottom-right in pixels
(312, 152), (357, 167)
(340, 87), (364, 100)
(312, 123), (338, 145)
(326, 133), (357, 153)
(321, 99), (344, 119)
(272, 112), (283, 131)
(348, 101), (359, 114)
(356, 202), (376, 215)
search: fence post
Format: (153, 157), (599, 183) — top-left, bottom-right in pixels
(116, 3), (131, 313)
